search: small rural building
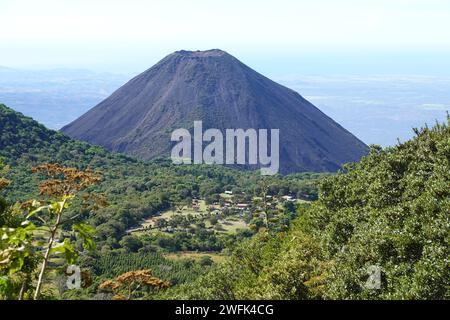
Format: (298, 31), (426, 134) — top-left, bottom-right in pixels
(237, 203), (249, 209)
(282, 195), (296, 201)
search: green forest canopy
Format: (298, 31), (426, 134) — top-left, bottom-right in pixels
(1, 103), (448, 299)
(168, 117), (450, 300)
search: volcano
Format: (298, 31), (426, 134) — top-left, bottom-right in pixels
(61, 49), (368, 173)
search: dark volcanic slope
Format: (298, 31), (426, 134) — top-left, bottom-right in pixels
(61, 49), (368, 173)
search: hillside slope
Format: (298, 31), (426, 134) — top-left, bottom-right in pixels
(169, 118), (450, 300)
(0, 103), (322, 238)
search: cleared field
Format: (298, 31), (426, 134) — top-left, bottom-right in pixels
(142, 200), (208, 228)
(198, 200), (207, 211)
(217, 219), (248, 234)
(164, 251), (226, 263)
(131, 199), (250, 237)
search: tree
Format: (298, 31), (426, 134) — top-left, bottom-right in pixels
(99, 269), (170, 300)
(31, 164), (101, 300)
(120, 235), (143, 252)
(199, 256), (214, 267)
(283, 201), (296, 214)
(254, 179), (270, 228)
(155, 218), (168, 229)
(209, 216), (219, 226)
(0, 163), (102, 300)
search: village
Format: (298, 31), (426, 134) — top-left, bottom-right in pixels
(127, 190), (309, 237)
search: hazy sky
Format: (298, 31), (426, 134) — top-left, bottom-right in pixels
(1, 0), (450, 74)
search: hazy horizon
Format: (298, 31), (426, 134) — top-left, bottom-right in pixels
(1, 0), (449, 147)
(2, 0), (450, 75)
(3, 50), (450, 78)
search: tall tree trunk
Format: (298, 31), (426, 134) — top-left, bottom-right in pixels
(34, 199), (65, 300)
(19, 275), (28, 300)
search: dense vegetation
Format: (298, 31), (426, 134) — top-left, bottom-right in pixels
(0, 104), (325, 299)
(0, 104), (322, 245)
(1, 103), (448, 299)
(167, 118), (450, 300)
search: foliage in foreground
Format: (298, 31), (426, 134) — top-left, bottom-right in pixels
(1, 103), (448, 299)
(168, 118), (450, 300)
(0, 163), (100, 299)
(99, 269), (169, 300)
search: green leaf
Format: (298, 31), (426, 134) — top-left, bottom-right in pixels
(0, 276), (11, 295)
(26, 204), (50, 219)
(8, 256), (24, 274)
(50, 239), (78, 264)
(62, 239), (78, 264)
(73, 223), (96, 251)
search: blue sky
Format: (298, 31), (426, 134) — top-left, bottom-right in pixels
(1, 0), (450, 75)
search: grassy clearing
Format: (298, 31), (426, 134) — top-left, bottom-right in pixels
(217, 219), (248, 234)
(141, 200), (208, 228)
(132, 199), (250, 237)
(164, 251), (226, 263)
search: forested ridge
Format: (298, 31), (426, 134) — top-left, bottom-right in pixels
(0, 103), (448, 299)
(0, 104), (324, 299)
(167, 117), (450, 300)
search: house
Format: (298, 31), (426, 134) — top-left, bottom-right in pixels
(237, 203), (249, 209)
(224, 190), (233, 195)
(164, 226), (174, 233)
